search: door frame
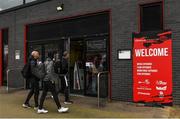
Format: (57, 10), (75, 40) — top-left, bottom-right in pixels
(0, 28), (9, 87)
(24, 10), (112, 100)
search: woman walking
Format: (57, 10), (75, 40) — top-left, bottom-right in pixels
(37, 52), (69, 114)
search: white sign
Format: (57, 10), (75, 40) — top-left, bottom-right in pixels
(118, 50), (131, 59)
(15, 50), (20, 60)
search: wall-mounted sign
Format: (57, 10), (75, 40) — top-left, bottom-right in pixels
(133, 31), (172, 104)
(15, 50), (20, 60)
(118, 50), (131, 59)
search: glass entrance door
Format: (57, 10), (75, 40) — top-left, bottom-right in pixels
(2, 29), (8, 86)
(85, 36), (109, 97)
(69, 39), (85, 94)
(27, 35), (109, 98)
(69, 36), (109, 97)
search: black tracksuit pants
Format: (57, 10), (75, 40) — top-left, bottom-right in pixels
(24, 80), (39, 107)
(61, 75), (70, 102)
(39, 81), (61, 109)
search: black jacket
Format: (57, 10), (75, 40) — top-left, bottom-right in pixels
(43, 58), (59, 82)
(30, 57), (45, 82)
(62, 57), (68, 74)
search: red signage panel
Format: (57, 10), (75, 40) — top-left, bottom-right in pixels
(133, 31), (172, 103)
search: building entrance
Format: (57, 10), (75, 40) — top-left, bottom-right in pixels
(26, 11), (110, 98)
(69, 35), (109, 97)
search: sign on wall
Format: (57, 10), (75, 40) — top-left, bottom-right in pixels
(118, 50), (131, 59)
(15, 50), (21, 60)
(133, 31), (172, 103)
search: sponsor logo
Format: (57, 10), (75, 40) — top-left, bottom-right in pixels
(156, 86), (167, 91)
(138, 79), (150, 85)
(137, 87), (152, 91)
(156, 80), (167, 85)
(159, 91), (164, 98)
(138, 92), (150, 95)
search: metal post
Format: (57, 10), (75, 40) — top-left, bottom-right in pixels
(6, 69), (10, 93)
(97, 73), (100, 108)
(97, 71), (109, 108)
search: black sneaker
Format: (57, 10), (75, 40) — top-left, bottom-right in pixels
(64, 101), (73, 105)
(22, 103), (31, 108)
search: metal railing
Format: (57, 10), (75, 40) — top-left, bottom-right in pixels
(6, 67), (25, 93)
(97, 71), (110, 108)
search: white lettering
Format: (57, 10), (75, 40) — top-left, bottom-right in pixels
(135, 48), (168, 57)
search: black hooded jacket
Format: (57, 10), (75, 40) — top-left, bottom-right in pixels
(29, 56), (45, 82)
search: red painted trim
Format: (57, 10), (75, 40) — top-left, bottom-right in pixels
(24, 25), (27, 64)
(0, 30), (2, 86)
(138, 2), (142, 32)
(162, 0), (165, 30)
(158, 31), (172, 36)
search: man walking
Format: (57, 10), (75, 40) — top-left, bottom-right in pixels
(22, 51), (43, 110)
(61, 51), (73, 104)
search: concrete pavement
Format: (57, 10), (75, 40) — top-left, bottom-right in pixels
(0, 88), (174, 118)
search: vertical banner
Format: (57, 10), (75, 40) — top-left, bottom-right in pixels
(133, 31), (172, 103)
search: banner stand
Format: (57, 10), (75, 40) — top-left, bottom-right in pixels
(133, 30), (173, 106)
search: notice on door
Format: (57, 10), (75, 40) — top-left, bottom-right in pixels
(133, 31), (172, 103)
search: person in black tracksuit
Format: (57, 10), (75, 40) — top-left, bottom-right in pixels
(37, 52), (69, 114)
(61, 51), (73, 104)
(22, 51), (42, 109)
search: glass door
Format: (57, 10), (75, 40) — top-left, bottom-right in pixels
(68, 36), (109, 97)
(85, 36), (109, 97)
(2, 29), (8, 86)
(69, 39), (85, 94)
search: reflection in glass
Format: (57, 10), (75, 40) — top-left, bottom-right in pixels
(85, 38), (108, 97)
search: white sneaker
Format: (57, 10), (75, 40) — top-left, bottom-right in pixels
(34, 107), (38, 110)
(64, 101), (73, 105)
(58, 107), (69, 113)
(22, 104), (31, 108)
(37, 109), (48, 114)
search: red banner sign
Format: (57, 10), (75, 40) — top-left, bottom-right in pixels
(133, 31), (172, 103)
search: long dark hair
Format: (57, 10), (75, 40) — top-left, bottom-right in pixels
(47, 51), (54, 60)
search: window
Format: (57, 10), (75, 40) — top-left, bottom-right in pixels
(140, 2), (163, 32)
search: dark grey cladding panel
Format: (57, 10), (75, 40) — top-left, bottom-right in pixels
(27, 12), (109, 41)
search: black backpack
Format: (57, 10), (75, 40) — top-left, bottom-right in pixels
(54, 61), (62, 74)
(21, 62), (31, 79)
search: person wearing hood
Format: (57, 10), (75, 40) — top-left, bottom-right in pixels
(37, 52), (69, 114)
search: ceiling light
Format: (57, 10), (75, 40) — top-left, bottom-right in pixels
(57, 4), (64, 11)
